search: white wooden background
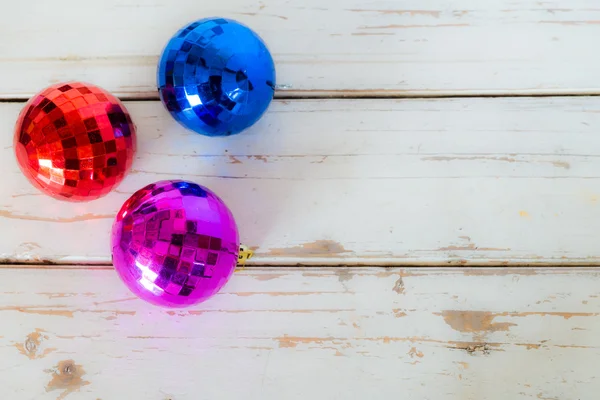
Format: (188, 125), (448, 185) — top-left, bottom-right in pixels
(2, 1), (600, 399)
(2, 0), (599, 98)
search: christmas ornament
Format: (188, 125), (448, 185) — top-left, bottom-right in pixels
(157, 18), (276, 136)
(14, 82), (136, 201)
(111, 180), (240, 308)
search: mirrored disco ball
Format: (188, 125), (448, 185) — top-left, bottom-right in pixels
(111, 180), (240, 308)
(157, 18), (276, 136)
(14, 82), (136, 201)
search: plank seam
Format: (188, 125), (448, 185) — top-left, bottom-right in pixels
(4, 262), (600, 269)
(3, 92), (600, 103)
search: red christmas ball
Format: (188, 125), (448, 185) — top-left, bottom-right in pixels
(14, 82), (136, 201)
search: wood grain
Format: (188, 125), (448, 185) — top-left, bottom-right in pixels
(1, 0), (599, 98)
(3, 97), (600, 265)
(1, 266), (599, 399)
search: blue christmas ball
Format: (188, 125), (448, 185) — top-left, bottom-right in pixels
(157, 18), (276, 136)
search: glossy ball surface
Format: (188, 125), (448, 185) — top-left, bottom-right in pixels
(14, 82), (136, 201)
(158, 18), (276, 136)
(111, 180), (239, 308)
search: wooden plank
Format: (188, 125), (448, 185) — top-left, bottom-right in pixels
(3, 97), (600, 265)
(1, 0), (599, 99)
(1, 266), (599, 399)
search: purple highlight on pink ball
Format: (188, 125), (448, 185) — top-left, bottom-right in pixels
(111, 180), (239, 308)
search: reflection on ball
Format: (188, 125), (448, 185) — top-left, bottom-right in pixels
(111, 180), (239, 308)
(158, 18), (276, 136)
(14, 82), (136, 201)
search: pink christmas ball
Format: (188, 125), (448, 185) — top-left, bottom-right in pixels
(111, 180), (239, 308)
